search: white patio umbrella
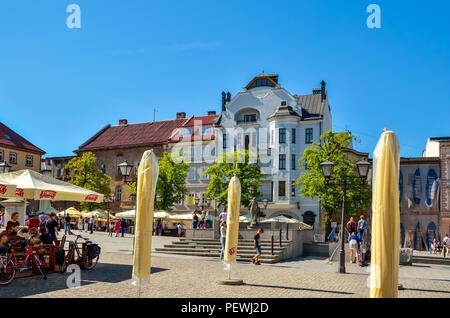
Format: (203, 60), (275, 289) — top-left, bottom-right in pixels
(0, 169), (104, 202)
(115, 210), (171, 220)
(239, 214), (253, 223)
(0, 181), (17, 198)
(169, 213), (193, 221)
(260, 215), (302, 224)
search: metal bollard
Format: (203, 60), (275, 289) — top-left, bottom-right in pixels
(271, 235), (274, 255)
(286, 224), (289, 240)
(279, 228), (282, 247)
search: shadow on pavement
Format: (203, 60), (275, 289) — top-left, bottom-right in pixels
(403, 287), (450, 294)
(0, 263), (168, 298)
(244, 283), (354, 295)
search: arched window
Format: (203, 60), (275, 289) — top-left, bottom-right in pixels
(115, 186), (122, 202)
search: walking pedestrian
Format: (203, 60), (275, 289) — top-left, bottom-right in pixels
(39, 212), (47, 226)
(192, 211), (199, 229)
(46, 212), (59, 243)
(346, 217), (357, 235)
(120, 218), (127, 237)
(89, 216), (94, 234)
(443, 234), (449, 258)
(64, 214), (72, 235)
(220, 221), (226, 260)
(357, 215), (367, 241)
(251, 228), (264, 265)
(348, 231), (360, 264)
(205, 211), (213, 229)
(115, 219), (121, 237)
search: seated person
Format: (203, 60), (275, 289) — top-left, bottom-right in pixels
(37, 226), (54, 245)
(27, 214), (40, 232)
(17, 227), (31, 241)
(0, 221), (15, 246)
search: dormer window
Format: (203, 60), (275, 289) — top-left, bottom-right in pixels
(245, 74), (279, 90)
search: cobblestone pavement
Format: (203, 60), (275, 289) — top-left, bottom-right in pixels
(1, 232), (449, 298)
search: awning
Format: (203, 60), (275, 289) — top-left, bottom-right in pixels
(0, 169), (104, 202)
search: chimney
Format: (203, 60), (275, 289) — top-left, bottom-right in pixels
(321, 80), (327, 102)
(176, 112), (186, 119)
(208, 111), (217, 116)
(118, 119), (128, 126)
(221, 92), (226, 111)
(226, 92), (231, 102)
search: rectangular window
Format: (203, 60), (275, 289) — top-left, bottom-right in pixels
(279, 154), (286, 170)
(26, 155), (33, 167)
(0, 150), (3, 162)
(279, 128), (286, 144)
(291, 182), (296, 197)
(292, 128), (296, 144)
(9, 152), (17, 164)
(243, 114), (257, 123)
(188, 167), (196, 181)
(291, 154), (296, 170)
(279, 181), (286, 197)
(305, 128), (313, 144)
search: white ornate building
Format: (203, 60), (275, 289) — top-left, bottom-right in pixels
(215, 74), (332, 232)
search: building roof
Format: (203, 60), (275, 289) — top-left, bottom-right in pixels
(429, 137), (450, 142)
(78, 119), (187, 151)
(400, 157), (440, 164)
(78, 115), (218, 151)
(182, 115), (218, 127)
(0, 122), (46, 155)
(268, 104), (301, 120)
(295, 94), (326, 120)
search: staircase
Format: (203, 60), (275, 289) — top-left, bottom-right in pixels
(155, 238), (293, 264)
(412, 254), (450, 266)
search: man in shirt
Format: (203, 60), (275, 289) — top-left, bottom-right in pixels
(444, 234), (449, 258)
(45, 213), (59, 243)
(39, 212), (47, 226)
(27, 213), (40, 230)
(64, 214), (72, 235)
(251, 228), (264, 265)
(357, 215), (367, 241)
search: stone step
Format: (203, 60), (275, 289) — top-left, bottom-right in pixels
(172, 242), (289, 248)
(412, 256), (450, 266)
(160, 246), (286, 253)
(181, 238), (291, 244)
(155, 250), (280, 263)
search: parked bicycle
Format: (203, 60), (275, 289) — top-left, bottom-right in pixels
(0, 240), (47, 286)
(60, 234), (100, 273)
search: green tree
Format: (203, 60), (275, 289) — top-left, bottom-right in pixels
(154, 152), (190, 211)
(205, 151), (262, 208)
(65, 152), (112, 211)
(297, 131), (371, 238)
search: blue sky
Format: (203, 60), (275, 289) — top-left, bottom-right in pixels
(1, 0), (449, 158)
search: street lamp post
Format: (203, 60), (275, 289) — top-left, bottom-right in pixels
(118, 161), (134, 184)
(320, 159), (370, 274)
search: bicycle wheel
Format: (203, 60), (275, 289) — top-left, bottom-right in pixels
(61, 249), (74, 273)
(32, 254), (47, 280)
(82, 252), (99, 270)
(0, 258), (16, 286)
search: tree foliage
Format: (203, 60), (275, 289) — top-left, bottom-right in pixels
(205, 151), (262, 208)
(297, 131), (371, 235)
(65, 152), (112, 211)
(154, 152), (190, 211)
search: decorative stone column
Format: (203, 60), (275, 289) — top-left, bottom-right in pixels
(0, 199), (28, 226)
